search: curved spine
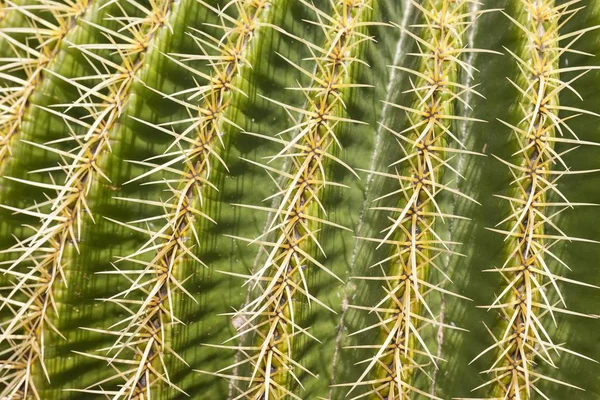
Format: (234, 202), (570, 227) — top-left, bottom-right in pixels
(339, 1), (487, 398)
(474, 1), (600, 398)
(78, 0), (274, 397)
(206, 1), (375, 398)
(0, 0), (90, 168)
(0, 0), (174, 398)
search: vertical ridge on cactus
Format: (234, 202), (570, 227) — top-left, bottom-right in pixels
(72, 0), (274, 397)
(0, 0), (90, 168)
(470, 1), (600, 398)
(0, 0), (177, 398)
(0, 0), (599, 398)
(334, 1), (491, 398)
(201, 1), (376, 398)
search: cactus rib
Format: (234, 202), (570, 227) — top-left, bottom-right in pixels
(0, 0), (175, 397)
(337, 1), (490, 398)
(473, 1), (600, 397)
(0, 0), (90, 168)
(78, 0), (274, 397)
(205, 1), (376, 398)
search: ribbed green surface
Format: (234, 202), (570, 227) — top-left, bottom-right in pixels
(0, 0), (598, 398)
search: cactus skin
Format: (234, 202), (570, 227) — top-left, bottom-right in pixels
(69, 0), (275, 398)
(0, 0), (598, 399)
(0, 0), (90, 168)
(200, 1), (378, 398)
(335, 1), (490, 398)
(470, 1), (600, 398)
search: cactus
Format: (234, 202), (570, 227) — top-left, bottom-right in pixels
(0, 0), (599, 399)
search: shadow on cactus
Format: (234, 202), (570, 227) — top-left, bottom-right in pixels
(0, 0), (599, 399)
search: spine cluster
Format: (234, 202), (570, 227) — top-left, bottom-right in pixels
(475, 1), (600, 398)
(0, 0), (597, 398)
(342, 1), (484, 398)
(0, 0), (174, 397)
(0, 0), (89, 167)
(83, 0), (273, 397)
(211, 1), (373, 398)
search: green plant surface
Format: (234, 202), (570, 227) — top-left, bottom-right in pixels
(333, 2), (492, 398)
(435, 1), (600, 399)
(0, 0), (90, 168)
(0, 0), (181, 396)
(0, 0), (599, 399)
